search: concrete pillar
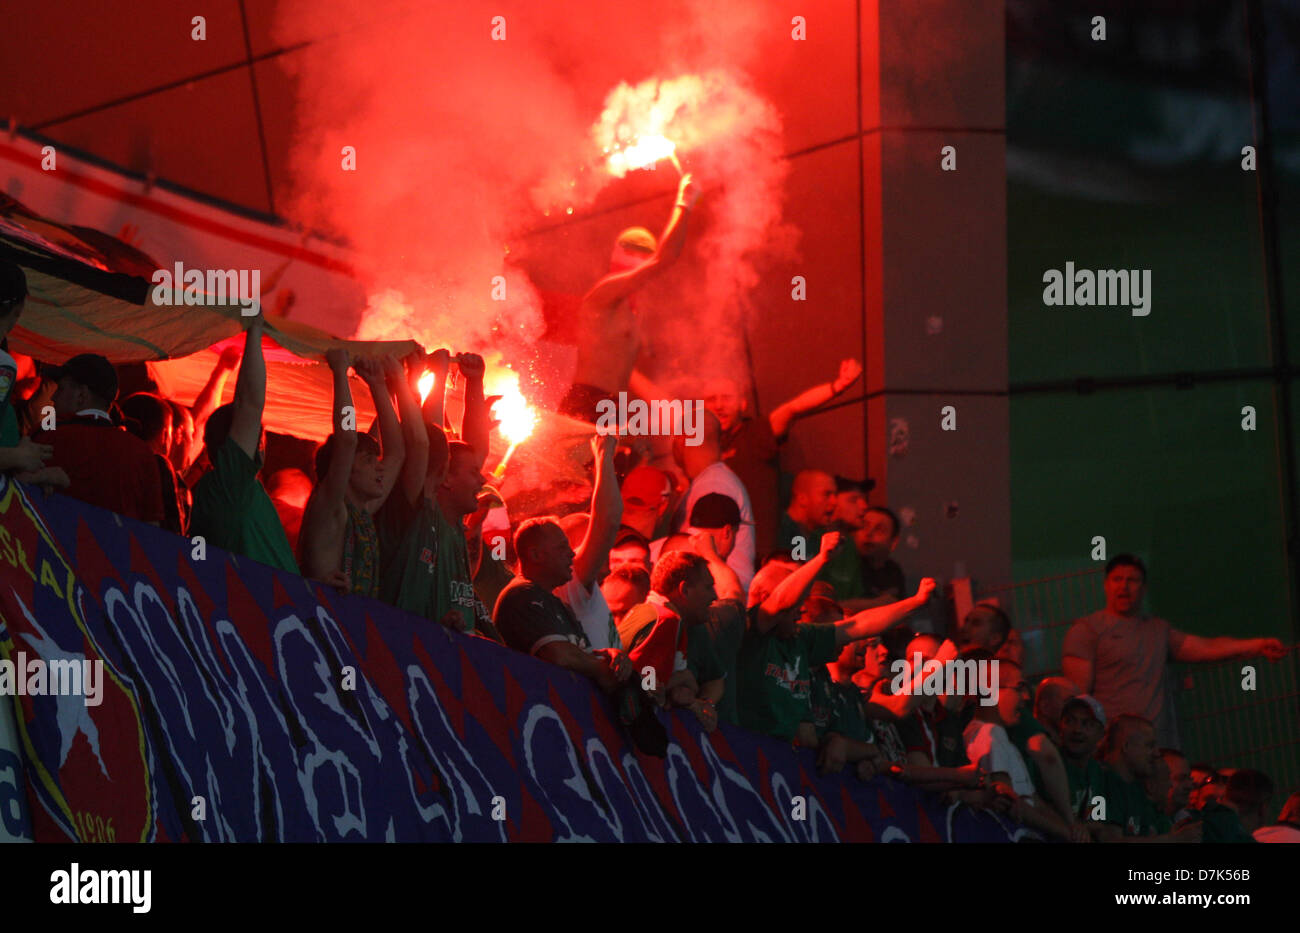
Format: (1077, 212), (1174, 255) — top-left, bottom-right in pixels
(863, 0), (1010, 587)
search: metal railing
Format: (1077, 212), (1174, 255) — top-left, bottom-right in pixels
(974, 569), (1300, 798)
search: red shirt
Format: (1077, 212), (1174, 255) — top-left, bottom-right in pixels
(36, 415), (165, 524)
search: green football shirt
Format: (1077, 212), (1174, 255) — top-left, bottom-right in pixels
(190, 437), (298, 574)
(1099, 765), (1162, 837)
(376, 489), (441, 620)
(1064, 756), (1105, 819)
(686, 600), (746, 726)
(736, 621), (839, 741)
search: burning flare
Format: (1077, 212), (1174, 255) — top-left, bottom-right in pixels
(606, 135), (681, 176)
(492, 387), (537, 446)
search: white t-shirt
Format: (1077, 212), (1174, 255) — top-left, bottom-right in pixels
(672, 461), (756, 592)
(963, 719), (1036, 798)
(556, 576), (620, 651)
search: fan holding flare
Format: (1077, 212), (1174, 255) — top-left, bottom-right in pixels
(557, 171), (700, 425)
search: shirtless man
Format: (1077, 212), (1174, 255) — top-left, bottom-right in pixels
(299, 350), (421, 596)
(560, 173), (700, 421)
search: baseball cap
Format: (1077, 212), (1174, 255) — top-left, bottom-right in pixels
(621, 465), (671, 508)
(49, 353), (118, 404)
(613, 526), (650, 550)
(1062, 694), (1106, 727)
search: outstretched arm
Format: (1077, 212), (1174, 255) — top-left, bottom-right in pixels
(582, 174), (699, 310)
(834, 578), (935, 647)
(1172, 635), (1287, 664)
(769, 359), (863, 439)
(572, 434), (622, 589)
(228, 317), (266, 459)
(861, 637), (957, 720)
(755, 532), (842, 632)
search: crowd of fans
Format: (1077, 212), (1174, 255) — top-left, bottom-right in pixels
(1, 249), (1295, 843)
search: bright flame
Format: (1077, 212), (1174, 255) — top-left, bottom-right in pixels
(417, 371), (435, 401)
(494, 388), (537, 446)
(607, 135), (676, 176)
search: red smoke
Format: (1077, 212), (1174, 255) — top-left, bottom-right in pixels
(272, 0), (796, 395)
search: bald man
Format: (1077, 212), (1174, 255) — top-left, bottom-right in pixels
(778, 469), (837, 556)
(669, 410), (755, 591)
(560, 174), (700, 421)
(1096, 714), (1200, 842)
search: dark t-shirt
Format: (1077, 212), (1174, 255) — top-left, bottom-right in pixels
(1006, 712), (1049, 798)
(896, 707), (940, 765)
(432, 502), (491, 635)
(933, 702), (974, 768)
(817, 524), (865, 601)
(1098, 765), (1162, 837)
(809, 667), (872, 743)
(685, 599), (746, 726)
(720, 415), (780, 556)
(736, 621), (840, 741)
(1064, 756), (1105, 819)
(375, 488), (440, 620)
(1197, 802), (1257, 844)
(0, 349), (18, 447)
(861, 559), (905, 600)
(776, 513), (827, 557)
(36, 416), (165, 526)
(189, 437), (297, 573)
(494, 576), (591, 656)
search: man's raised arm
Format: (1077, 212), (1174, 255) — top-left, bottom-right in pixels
(769, 359), (863, 439)
(228, 316), (266, 459)
(753, 532), (842, 632)
(319, 348), (358, 504)
(395, 352), (430, 505)
(456, 353), (491, 470)
(582, 174), (699, 310)
(356, 356), (405, 510)
(422, 349), (451, 433)
(572, 434), (622, 589)
(834, 578), (936, 647)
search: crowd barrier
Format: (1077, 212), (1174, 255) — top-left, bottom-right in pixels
(0, 478), (1023, 842)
